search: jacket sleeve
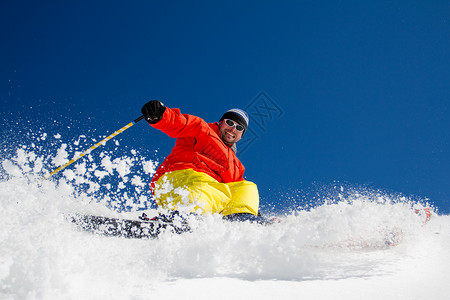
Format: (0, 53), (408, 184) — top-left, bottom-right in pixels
(149, 107), (211, 139)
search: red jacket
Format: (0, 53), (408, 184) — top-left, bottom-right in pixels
(149, 107), (245, 190)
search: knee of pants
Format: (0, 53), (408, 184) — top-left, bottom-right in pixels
(221, 180), (260, 216)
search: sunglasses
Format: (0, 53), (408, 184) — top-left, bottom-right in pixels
(224, 119), (245, 132)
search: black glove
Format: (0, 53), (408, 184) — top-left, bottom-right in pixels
(141, 100), (166, 124)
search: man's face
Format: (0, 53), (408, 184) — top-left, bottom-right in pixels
(219, 119), (244, 144)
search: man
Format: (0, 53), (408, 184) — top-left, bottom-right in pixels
(141, 100), (261, 221)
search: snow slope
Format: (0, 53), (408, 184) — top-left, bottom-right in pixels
(1, 145), (449, 300)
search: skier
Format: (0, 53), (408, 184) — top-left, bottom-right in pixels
(141, 100), (263, 222)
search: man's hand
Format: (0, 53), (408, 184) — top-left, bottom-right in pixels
(141, 100), (166, 124)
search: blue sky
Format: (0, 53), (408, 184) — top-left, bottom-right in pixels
(1, 1), (449, 213)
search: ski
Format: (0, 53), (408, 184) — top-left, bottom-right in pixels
(384, 207), (432, 247)
(69, 212), (191, 239)
(69, 208), (432, 242)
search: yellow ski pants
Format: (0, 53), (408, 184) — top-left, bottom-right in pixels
(153, 169), (259, 216)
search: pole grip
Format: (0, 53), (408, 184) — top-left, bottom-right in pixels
(134, 115), (145, 123)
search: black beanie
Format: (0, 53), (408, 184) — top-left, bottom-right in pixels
(220, 108), (249, 132)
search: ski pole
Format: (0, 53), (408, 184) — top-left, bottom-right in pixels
(42, 115), (145, 180)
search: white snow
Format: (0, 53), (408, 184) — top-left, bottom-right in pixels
(142, 159), (158, 174)
(1, 159), (21, 177)
(40, 133), (47, 141)
(51, 143), (69, 166)
(1, 147), (449, 300)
